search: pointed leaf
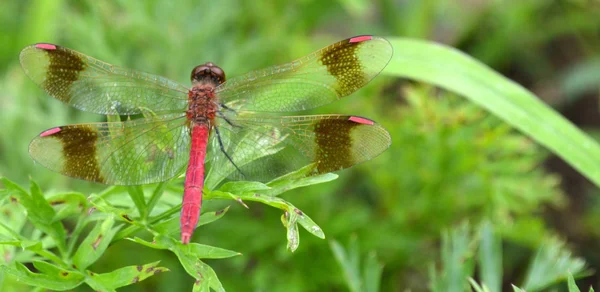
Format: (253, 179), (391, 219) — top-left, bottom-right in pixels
(218, 181), (270, 193)
(73, 216), (120, 270)
(1, 262), (84, 290)
(47, 192), (87, 222)
(282, 211), (300, 252)
(478, 221), (502, 292)
(330, 239), (361, 292)
(126, 186), (147, 216)
(85, 261), (169, 290)
(88, 195), (138, 224)
(363, 251), (383, 292)
(152, 207), (230, 236)
(522, 237), (588, 291)
(568, 273), (581, 292)
(176, 251), (225, 292)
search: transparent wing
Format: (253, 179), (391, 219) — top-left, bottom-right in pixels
(207, 114), (390, 184)
(215, 36), (392, 112)
(29, 113), (190, 185)
(20, 43), (189, 115)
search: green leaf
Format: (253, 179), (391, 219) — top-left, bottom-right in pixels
(209, 190), (325, 242)
(72, 216), (120, 270)
(330, 238), (361, 292)
(152, 206), (230, 236)
(568, 273), (581, 292)
(522, 237), (589, 291)
(1, 262), (84, 291)
(512, 285), (526, 292)
(127, 235), (233, 290)
(430, 222), (475, 292)
(88, 195), (138, 225)
(265, 165), (338, 197)
(468, 278), (491, 292)
(218, 181), (270, 193)
(148, 234), (241, 259)
(384, 38), (600, 188)
(84, 261), (169, 291)
(145, 181), (168, 218)
(282, 211), (300, 252)
(177, 242), (241, 259)
(47, 192), (87, 222)
(126, 186), (147, 217)
(363, 251), (383, 292)
(179, 253), (224, 292)
(1, 178), (67, 254)
(478, 221), (502, 292)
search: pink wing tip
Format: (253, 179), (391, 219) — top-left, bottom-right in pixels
(181, 233), (191, 244)
(349, 116), (375, 125)
(349, 35), (373, 43)
(35, 43), (57, 50)
(40, 127), (61, 137)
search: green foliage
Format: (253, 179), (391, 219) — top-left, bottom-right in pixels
(0, 160), (335, 290)
(431, 222), (590, 292)
(330, 236), (383, 292)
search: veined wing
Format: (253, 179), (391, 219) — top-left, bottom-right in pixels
(216, 35), (393, 112)
(29, 113), (190, 185)
(207, 114), (390, 184)
(20, 43), (189, 115)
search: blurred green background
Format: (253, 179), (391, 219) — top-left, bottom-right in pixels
(1, 0), (600, 291)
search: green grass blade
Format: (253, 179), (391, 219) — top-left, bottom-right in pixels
(568, 273), (581, 292)
(478, 221), (502, 292)
(384, 38), (600, 188)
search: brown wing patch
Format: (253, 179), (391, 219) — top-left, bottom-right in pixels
(313, 118), (360, 173)
(41, 125), (104, 183)
(319, 39), (367, 97)
(41, 45), (86, 103)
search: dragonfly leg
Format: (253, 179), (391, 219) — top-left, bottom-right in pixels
(217, 111), (241, 128)
(219, 103), (236, 112)
(214, 126), (246, 178)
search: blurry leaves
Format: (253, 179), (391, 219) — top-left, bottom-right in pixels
(560, 58), (600, 100)
(478, 222), (502, 292)
(522, 238), (589, 291)
(434, 222), (590, 292)
(430, 222), (475, 292)
(330, 236), (383, 292)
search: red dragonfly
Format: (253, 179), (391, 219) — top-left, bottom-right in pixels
(20, 35), (392, 244)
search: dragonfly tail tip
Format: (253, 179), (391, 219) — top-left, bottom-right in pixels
(181, 233), (191, 244)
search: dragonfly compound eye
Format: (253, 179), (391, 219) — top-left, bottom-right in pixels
(191, 62), (226, 85)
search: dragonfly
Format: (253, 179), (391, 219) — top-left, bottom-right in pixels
(20, 35), (393, 244)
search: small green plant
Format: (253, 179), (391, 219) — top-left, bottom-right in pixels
(0, 162), (335, 290)
(429, 222), (590, 292)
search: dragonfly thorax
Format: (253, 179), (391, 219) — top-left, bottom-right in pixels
(187, 85), (219, 125)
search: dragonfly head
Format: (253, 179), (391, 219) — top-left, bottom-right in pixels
(191, 62), (226, 86)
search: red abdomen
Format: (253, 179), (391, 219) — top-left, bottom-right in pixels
(181, 123), (209, 244)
